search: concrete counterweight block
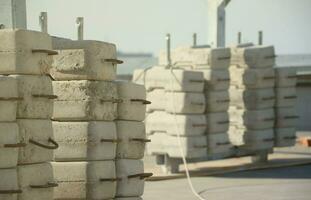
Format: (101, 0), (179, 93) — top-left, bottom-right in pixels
(115, 198), (142, 200)
(116, 160), (151, 198)
(133, 67), (204, 92)
(0, 123), (19, 169)
(205, 90), (230, 113)
(12, 75), (54, 119)
(0, 168), (19, 200)
(53, 80), (118, 121)
(53, 161), (116, 200)
(147, 132), (208, 159)
(230, 67), (275, 89)
(230, 88), (275, 110)
(275, 67), (297, 87)
(146, 89), (205, 114)
(17, 119), (55, 164)
(276, 107), (299, 128)
(17, 163), (55, 200)
(242, 129), (275, 150)
(53, 121), (117, 161)
(0, 76), (18, 121)
(51, 40), (118, 81)
(116, 121), (148, 159)
(146, 111), (206, 136)
(0, 29), (54, 75)
(275, 87), (297, 108)
(206, 112), (229, 134)
(159, 46), (231, 69)
(207, 133), (233, 155)
(275, 128), (297, 147)
(116, 81), (148, 121)
(231, 45), (275, 68)
(197, 69), (230, 91)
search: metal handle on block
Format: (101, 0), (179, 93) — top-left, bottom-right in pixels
(29, 138), (59, 150)
(30, 182), (58, 189)
(103, 59), (124, 64)
(128, 173), (153, 180)
(131, 99), (152, 105)
(130, 138), (151, 143)
(32, 49), (58, 56)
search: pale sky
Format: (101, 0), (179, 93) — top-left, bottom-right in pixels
(26, 0), (311, 55)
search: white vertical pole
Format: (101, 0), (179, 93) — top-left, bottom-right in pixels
(76, 17), (84, 40)
(39, 12), (48, 33)
(166, 33), (172, 67)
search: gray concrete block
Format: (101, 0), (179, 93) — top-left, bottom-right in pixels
(116, 121), (146, 159)
(197, 69), (230, 90)
(53, 161), (116, 200)
(207, 133), (233, 155)
(53, 121), (117, 161)
(133, 67), (204, 92)
(147, 132), (208, 159)
(0, 29), (53, 75)
(276, 107), (298, 128)
(0, 123), (19, 169)
(205, 90), (230, 113)
(230, 88), (275, 110)
(18, 163), (54, 200)
(146, 111), (206, 136)
(274, 128), (296, 147)
(275, 87), (297, 108)
(0, 168), (18, 200)
(146, 89), (205, 114)
(17, 119), (54, 164)
(116, 81), (147, 121)
(0, 76), (18, 121)
(206, 112), (229, 134)
(231, 46), (275, 68)
(115, 198), (142, 200)
(275, 67), (297, 87)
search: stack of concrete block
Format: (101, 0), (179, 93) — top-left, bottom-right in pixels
(0, 29), (57, 200)
(133, 66), (209, 159)
(51, 39), (151, 200)
(229, 45), (276, 151)
(274, 67), (298, 147)
(158, 47), (233, 157)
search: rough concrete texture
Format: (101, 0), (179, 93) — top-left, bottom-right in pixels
(230, 67), (275, 89)
(17, 119), (54, 164)
(231, 45), (275, 68)
(0, 29), (53, 75)
(159, 46), (231, 69)
(116, 159), (145, 197)
(196, 69), (230, 91)
(206, 112), (229, 134)
(275, 67), (297, 87)
(11, 75), (53, 119)
(147, 132), (207, 158)
(53, 161), (116, 200)
(18, 163), (54, 200)
(147, 89), (205, 114)
(116, 81), (147, 121)
(230, 88), (275, 110)
(53, 121), (117, 161)
(116, 121), (146, 159)
(205, 90), (230, 113)
(0, 76), (18, 121)
(52, 39), (117, 81)
(0, 123), (19, 169)
(207, 133), (233, 154)
(275, 107), (298, 128)
(0, 168), (18, 200)
(146, 111), (206, 136)
(133, 66), (204, 92)
(275, 87), (297, 108)
(274, 128), (296, 147)
(115, 198), (142, 200)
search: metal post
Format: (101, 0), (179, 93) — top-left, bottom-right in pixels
(76, 17), (84, 40)
(193, 33), (197, 47)
(0, 0), (27, 29)
(166, 33), (172, 67)
(39, 12), (48, 33)
(258, 31), (263, 45)
(238, 32), (242, 44)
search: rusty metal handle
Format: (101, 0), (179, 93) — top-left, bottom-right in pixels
(100, 139), (121, 143)
(30, 182), (58, 189)
(217, 142), (230, 146)
(218, 56), (231, 60)
(192, 124), (207, 128)
(284, 96), (297, 100)
(130, 138), (151, 143)
(29, 138), (59, 150)
(99, 178), (121, 182)
(32, 94), (58, 99)
(103, 58), (124, 64)
(131, 99), (152, 105)
(0, 97), (23, 101)
(3, 142), (26, 148)
(263, 76), (275, 80)
(128, 173), (153, 180)
(218, 121), (229, 125)
(100, 98), (123, 104)
(0, 189), (22, 194)
(32, 49), (58, 56)
(262, 97), (275, 101)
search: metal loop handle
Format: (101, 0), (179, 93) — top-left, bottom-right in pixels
(32, 94), (58, 99)
(29, 138), (59, 150)
(30, 182), (58, 189)
(130, 99), (152, 105)
(0, 189), (22, 194)
(32, 49), (58, 56)
(130, 138), (151, 143)
(100, 139), (121, 143)
(128, 173), (153, 180)
(103, 58), (124, 64)
(3, 142), (27, 148)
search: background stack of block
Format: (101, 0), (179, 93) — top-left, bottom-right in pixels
(229, 45), (276, 151)
(0, 29), (57, 200)
(274, 67), (298, 147)
(51, 39), (151, 200)
(159, 47), (233, 158)
(133, 67), (208, 159)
